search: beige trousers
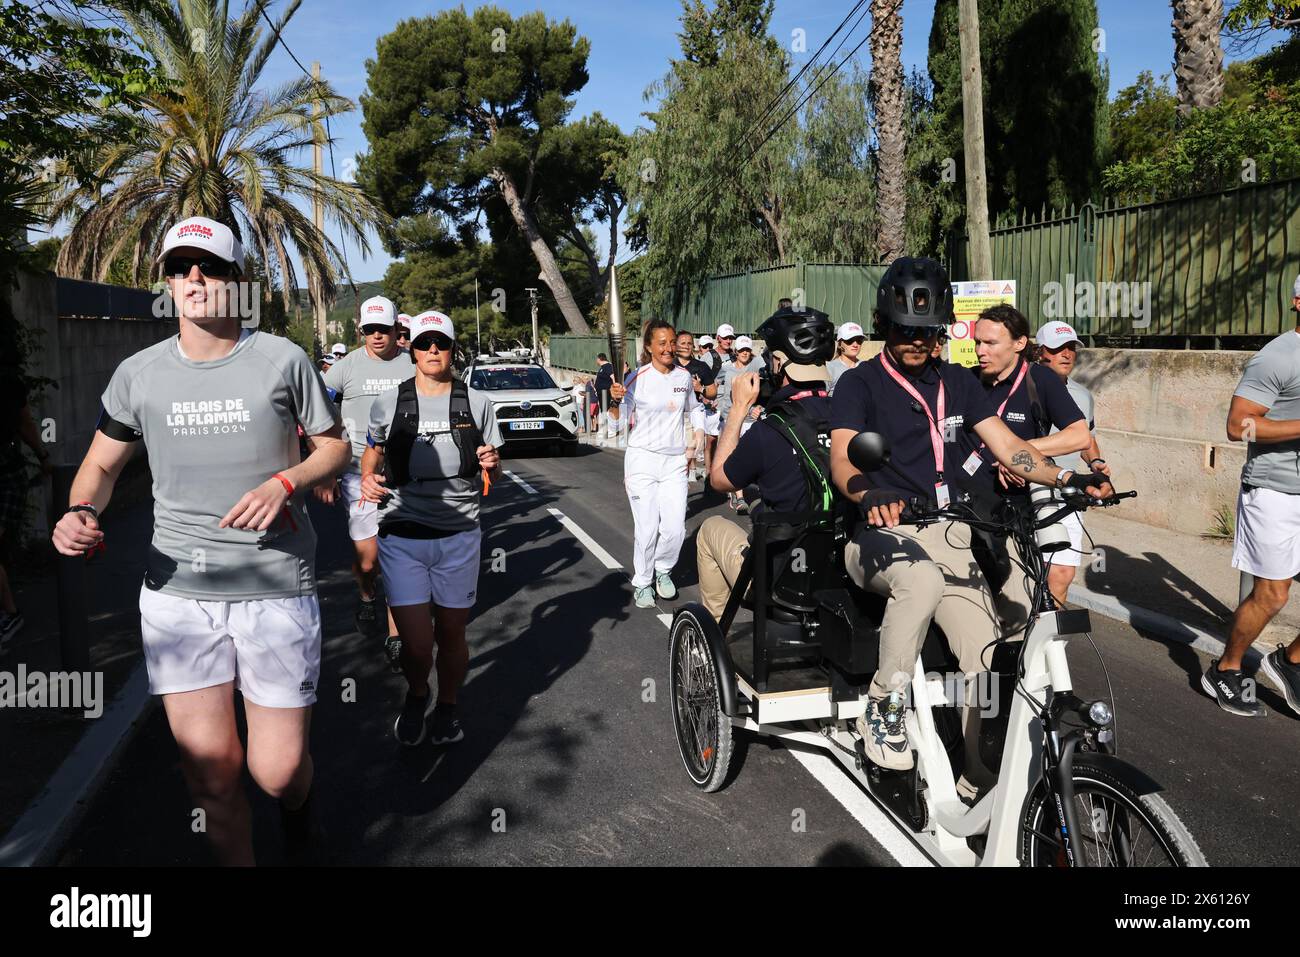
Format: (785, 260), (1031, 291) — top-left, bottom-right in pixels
(844, 520), (1032, 699)
(696, 515), (750, 621)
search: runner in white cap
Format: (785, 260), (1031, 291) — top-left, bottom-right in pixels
(713, 334), (759, 511)
(1035, 320), (1110, 607)
(361, 310), (501, 745)
(396, 313), (411, 353)
(322, 295), (413, 665)
(828, 321), (866, 395)
(609, 319), (706, 608)
(331, 342), (347, 358)
(51, 216), (350, 865)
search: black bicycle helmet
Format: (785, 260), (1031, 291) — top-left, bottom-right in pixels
(875, 256), (954, 327)
(755, 305), (835, 365)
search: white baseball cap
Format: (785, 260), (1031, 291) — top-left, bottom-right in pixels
(409, 310), (456, 344)
(331, 342), (347, 356)
(1035, 322), (1083, 350)
(397, 313), (411, 328)
(716, 324), (736, 339)
(358, 295), (397, 328)
(322, 353), (337, 365)
(734, 335), (755, 352)
(157, 216), (245, 273)
(698, 335), (714, 346)
(837, 321), (865, 341)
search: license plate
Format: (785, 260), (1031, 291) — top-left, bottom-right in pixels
(508, 421), (545, 431)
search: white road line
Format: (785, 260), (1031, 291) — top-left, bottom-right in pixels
(503, 470), (539, 495)
(547, 508), (623, 570)
(652, 615), (927, 866)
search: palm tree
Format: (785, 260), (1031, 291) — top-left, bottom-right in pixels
(870, 0), (906, 262)
(1171, 0), (1226, 118)
(51, 0), (389, 316)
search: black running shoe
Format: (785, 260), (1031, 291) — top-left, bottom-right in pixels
(1258, 645), (1300, 717)
(355, 598), (380, 638)
(393, 690), (434, 746)
(383, 635), (403, 674)
(1201, 659), (1266, 718)
(428, 703), (464, 745)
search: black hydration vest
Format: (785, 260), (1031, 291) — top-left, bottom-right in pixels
(760, 390), (836, 522)
(383, 378), (483, 487)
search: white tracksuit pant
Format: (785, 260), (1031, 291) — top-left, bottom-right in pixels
(624, 446), (688, 588)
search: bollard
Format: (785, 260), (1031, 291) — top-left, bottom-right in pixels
(49, 465), (90, 674)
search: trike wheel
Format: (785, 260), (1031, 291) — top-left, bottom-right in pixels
(669, 609), (733, 792)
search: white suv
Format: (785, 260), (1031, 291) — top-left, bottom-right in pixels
(465, 356), (579, 455)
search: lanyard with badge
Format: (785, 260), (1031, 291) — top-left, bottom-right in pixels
(961, 358), (1029, 477)
(878, 351), (950, 508)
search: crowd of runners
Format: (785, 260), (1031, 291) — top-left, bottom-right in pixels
(13, 211), (1300, 865)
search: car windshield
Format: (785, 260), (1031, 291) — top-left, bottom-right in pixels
(470, 366), (555, 391)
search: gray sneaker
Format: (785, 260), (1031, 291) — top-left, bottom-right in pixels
(857, 692), (913, 770)
(1258, 645), (1300, 716)
(634, 585), (656, 609)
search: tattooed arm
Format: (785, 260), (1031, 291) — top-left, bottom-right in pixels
(973, 415), (1093, 488)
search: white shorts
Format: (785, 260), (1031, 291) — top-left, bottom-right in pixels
(378, 528), (482, 608)
(1045, 509), (1086, 568)
(703, 408), (722, 437)
(138, 586), (321, 707)
(340, 471), (379, 541)
(1233, 485), (1300, 580)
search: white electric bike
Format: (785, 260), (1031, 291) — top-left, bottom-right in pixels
(668, 431), (1206, 866)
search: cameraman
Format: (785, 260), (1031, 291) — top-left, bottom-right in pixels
(830, 257), (1109, 788)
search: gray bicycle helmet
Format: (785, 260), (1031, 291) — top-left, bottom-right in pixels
(875, 257), (954, 328)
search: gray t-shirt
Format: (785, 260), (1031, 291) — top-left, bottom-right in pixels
(715, 357), (757, 420)
(1048, 377), (1095, 476)
(101, 331), (340, 600)
(367, 386), (503, 532)
(1235, 331), (1300, 494)
(322, 347), (414, 472)
(827, 356), (859, 395)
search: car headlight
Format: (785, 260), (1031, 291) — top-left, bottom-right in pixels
(556, 395), (574, 407)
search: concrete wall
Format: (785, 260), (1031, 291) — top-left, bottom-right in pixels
(13, 270), (173, 538)
(1071, 348), (1251, 536)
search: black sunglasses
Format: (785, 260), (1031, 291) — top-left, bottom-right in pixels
(887, 319), (946, 339)
(164, 255), (236, 279)
(413, 332), (454, 352)
(360, 324), (393, 336)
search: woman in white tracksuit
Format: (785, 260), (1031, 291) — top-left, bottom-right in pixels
(610, 320), (705, 608)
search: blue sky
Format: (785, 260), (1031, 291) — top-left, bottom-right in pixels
(39, 1), (1274, 282)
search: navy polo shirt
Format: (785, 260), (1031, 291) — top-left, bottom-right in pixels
(830, 355), (997, 507)
(966, 358), (1084, 498)
(678, 356), (716, 393)
(723, 384), (832, 512)
(594, 363), (615, 395)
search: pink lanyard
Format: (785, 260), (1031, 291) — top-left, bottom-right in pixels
(786, 389), (827, 401)
(974, 358), (1030, 455)
(879, 352), (946, 482)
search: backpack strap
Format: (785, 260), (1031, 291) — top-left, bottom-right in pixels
(762, 394), (835, 520)
(448, 379), (484, 479)
(383, 377), (420, 487)
(1024, 365), (1051, 438)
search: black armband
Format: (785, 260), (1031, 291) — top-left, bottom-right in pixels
(97, 414), (142, 442)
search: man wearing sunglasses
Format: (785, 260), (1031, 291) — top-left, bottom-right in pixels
(396, 314), (411, 352)
(321, 296), (414, 664)
(51, 216), (350, 864)
(829, 257), (1109, 792)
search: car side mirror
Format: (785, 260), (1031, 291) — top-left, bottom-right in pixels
(848, 431), (890, 473)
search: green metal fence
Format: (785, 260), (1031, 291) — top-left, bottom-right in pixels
(547, 334), (637, 374)
(950, 177), (1300, 341)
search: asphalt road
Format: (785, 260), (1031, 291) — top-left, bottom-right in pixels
(57, 442), (1300, 866)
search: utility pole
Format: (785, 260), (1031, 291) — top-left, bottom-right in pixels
(312, 61), (327, 355)
(958, 0), (992, 280)
(526, 287), (540, 362)
(475, 277), (481, 357)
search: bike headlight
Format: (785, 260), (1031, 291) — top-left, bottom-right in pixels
(1087, 700), (1113, 728)
(556, 395), (574, 407)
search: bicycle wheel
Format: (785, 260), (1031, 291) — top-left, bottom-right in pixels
(1020, 754), (1207, 867)
(669, 609), (733, 792)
